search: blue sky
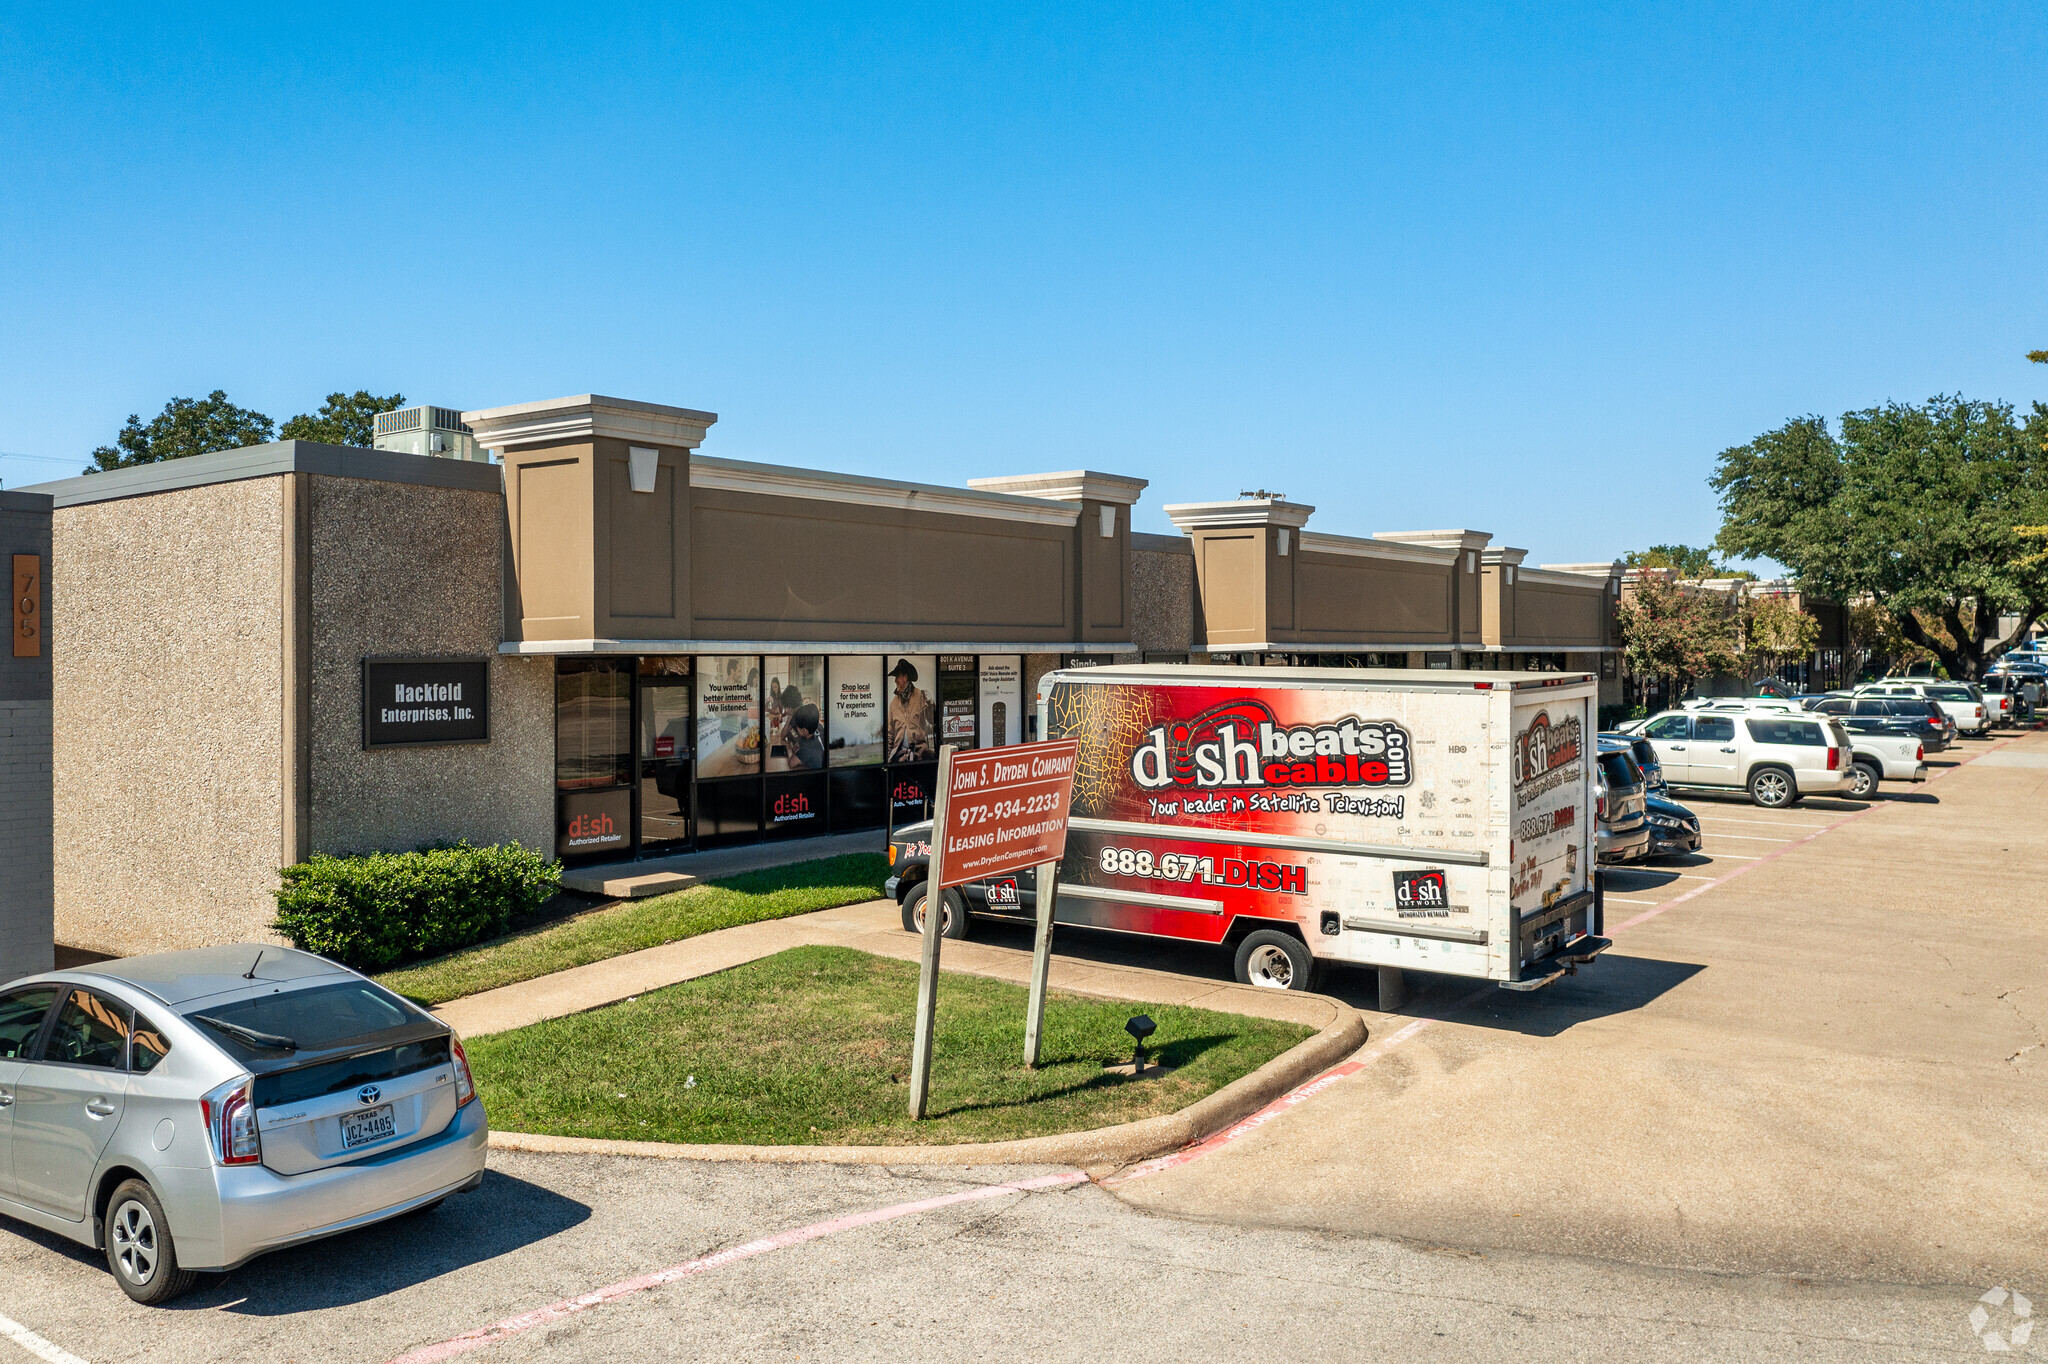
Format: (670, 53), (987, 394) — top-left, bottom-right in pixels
(3, 4), (2044, 565)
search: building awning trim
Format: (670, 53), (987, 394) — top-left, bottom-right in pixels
(499, 639), (1133, 657)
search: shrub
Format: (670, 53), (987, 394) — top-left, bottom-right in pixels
(273, 842), (561, 972)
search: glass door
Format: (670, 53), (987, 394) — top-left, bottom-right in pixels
(638, 657), (693, 852)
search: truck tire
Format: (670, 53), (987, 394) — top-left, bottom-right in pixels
(902, 884), (969, 939)
(1233, 929), (1322, 991)
(1847, 759), (1882, 801)
(1747, 764), (1796, 808)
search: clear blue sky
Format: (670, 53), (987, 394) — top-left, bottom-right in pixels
(4, 4), (2044, 566)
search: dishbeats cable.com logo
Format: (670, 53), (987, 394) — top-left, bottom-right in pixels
(1128, 698), (1412, 792)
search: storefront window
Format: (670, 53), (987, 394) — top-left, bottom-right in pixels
(555, 659), (631, 789)
(977, 656), (1021, 747)
(885, 656), (939, 763)
(696, 655), (761, 778)
(939, 655), (977, 748)
(763, 656), (826, 773)
(638, 657), (692, 852)
(828, 656), (884, 765)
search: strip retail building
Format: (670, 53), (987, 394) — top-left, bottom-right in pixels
(29, 393), (1623, 955)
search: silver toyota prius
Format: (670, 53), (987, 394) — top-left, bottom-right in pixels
(0, 944), (488, 1304)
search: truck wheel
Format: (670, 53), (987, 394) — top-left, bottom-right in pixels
(1747, 765), (1795, 808)
(1848, 759), (1882, 800)
(901, 884), (968, 939)
(104, 1179), (197, 1305)
(1233, 930), (1321, 991)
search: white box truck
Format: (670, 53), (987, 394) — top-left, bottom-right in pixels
(887, 663), (1611, 992)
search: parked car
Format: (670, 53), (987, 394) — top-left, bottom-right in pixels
(1594, 743), (1651, 863)
(0, 946), (487, 1304)
(1599, 732), (1666, 793)
(1833, 718), (1927, 798)
(1855, 681), (1988, 736)
(1634, 708), (1857, 807)
(1636, 792), (1702, 860)
(1806, 695), (1951, 751)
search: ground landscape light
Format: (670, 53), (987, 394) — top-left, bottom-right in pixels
(1125, 1014), (1157, 1072)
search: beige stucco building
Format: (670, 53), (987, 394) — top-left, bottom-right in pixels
(30, 393), (1622, 954)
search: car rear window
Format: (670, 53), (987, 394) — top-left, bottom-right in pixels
(1596, 751), (1640, 788)
(1928, 686), (1972, 701)
(1745, 718), (1825, 746)
(185, 981), (415, 1059)
(1887, 699), (1939, 717)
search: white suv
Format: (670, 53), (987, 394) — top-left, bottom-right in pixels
(1855, 681), (1988, 735)
(1636, 709), (1858, 807)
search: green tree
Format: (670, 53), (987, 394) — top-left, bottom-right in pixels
(1740, 592), (1821, 676)
(86, 391), (274, 473)
(1711, 396), (2048, 679)
(1622, 544), (1724, 578)
(280, 390), (405, 448)
(1616, 574), (1742, 696)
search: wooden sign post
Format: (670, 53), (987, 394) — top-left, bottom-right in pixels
(906, 737), (1081, 1119)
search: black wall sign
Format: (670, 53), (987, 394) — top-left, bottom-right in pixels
(363, 657), (490, 749)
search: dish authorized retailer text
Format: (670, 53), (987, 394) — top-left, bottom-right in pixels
(885, 664), (1611, 991)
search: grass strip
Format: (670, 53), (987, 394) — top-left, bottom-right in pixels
(466, 944), (1315, 1146)
(375, 853), (888, 1007)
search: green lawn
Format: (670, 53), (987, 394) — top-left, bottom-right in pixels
(375, 853), (889, 1007)
(466, 944), (1315, 1146)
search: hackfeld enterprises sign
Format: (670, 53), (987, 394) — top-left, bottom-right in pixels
(362, 656), (490, 749)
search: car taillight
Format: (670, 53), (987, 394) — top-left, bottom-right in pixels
(1827, 746), (1840, 770)
(1597, 792), (1607, 819)
(200, 1077), (261, 1166)
(888, 844), (897, 865)
(1916, 744), (1924, 759)
(451, 1034), (477, 1108)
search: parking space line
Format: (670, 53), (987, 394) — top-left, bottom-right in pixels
(386, 1171), (1088, 1363)
(1702, 834), (1793, 843)
(1694, 817), (1830, 829)
(1604, 896), (1659, 905)
(0, 1312), (91, 1364)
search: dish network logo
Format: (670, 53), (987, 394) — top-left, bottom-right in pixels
(566, 811), (616, 839)
(1128, 700), (1412, 791)
(773, 792), (813, 818)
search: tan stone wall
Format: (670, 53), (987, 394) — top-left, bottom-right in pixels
(52, 479), (288, 954)
(306, 476), (552, 859)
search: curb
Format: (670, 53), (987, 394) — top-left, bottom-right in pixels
(486, 1000), (1369, 1169)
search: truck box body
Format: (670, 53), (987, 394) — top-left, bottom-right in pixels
(1037, 664), (1604, 987)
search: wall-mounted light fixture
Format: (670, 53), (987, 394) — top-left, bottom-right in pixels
(1099, 504), (1116, 538)
(1277, 528), (1291, 556)
(628, 446), (659, 494)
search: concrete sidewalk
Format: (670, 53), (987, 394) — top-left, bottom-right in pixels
(556, 829), (885, 899)
(434, 897), (1346, 1038)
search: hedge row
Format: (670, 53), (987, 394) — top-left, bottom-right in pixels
(272, 842), (560, 972)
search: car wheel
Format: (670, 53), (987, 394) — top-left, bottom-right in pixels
(104, 1179), (197, 1306)
(1233, 929), (1323, 991)
(901, 883), (968, 939)
(1747, 765), (1795, 808)
(1848, 760), (1882, 800)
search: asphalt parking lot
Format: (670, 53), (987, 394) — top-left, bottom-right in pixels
(2, 733), (2041, 1363)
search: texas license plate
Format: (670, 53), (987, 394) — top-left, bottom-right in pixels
(339, 1103), (396, 1150)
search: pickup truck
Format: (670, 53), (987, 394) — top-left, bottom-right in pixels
(1836, 718), (1927, 799)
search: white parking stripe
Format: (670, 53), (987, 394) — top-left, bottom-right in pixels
(1604, 896), (1659, 905)
(1694, 817), (1830, 829)
(0, 1313), (90, 1364)
(1703, 834), (1794, 843)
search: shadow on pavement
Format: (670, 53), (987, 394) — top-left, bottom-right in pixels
(178, 1170), (590, 1316)
(1401, 952), (1708, 1038)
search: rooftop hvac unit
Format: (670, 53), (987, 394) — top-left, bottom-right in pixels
(372, 405), (486, 462)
